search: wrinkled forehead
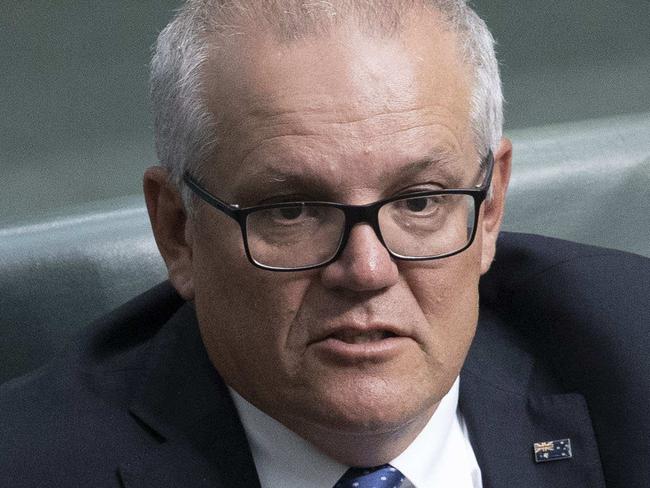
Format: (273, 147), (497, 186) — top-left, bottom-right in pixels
(199, 11), (475, 193)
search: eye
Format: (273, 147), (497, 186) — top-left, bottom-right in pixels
(266, 204), (327, 225)
(277, 206), (303, 220)
(405, 197), (430, 212)
(397, 195), (442, 216)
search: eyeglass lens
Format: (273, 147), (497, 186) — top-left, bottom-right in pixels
(245, 194), (476, 269)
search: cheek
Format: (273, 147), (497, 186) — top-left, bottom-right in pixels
(191, 224), (313, 391)
(403, 249), (481, 365)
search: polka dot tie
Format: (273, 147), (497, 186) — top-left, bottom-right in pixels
(334, 464), (406, 488)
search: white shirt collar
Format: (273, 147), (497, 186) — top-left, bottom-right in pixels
(230, 377), (481, 488)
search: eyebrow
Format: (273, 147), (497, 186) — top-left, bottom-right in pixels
(393, 149), (463, 186)
(239, 146), (466, 199)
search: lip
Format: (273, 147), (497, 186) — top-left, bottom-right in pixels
(311, 323), (409, 344)
(309, 324), (413, 364)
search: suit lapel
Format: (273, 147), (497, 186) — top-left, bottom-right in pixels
(118, 303), (261, 488)
(460, 308), (606, 488)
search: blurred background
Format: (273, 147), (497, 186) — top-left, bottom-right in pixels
(2, 0), (649, 223)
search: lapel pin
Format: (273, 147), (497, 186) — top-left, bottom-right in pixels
(534, 438), (572, 463)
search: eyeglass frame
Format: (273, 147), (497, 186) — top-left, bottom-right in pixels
(182, 150), (494, 272)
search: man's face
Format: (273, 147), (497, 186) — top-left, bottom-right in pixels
(172, 14), (509, 449)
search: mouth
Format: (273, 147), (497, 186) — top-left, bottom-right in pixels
(310, 326), (410, 363)
(328, 329), (398, 344)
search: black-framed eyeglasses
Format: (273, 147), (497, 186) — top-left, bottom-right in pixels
(183, 151), (494, 271)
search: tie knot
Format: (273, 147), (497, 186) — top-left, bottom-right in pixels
(334, 464), (405, 488)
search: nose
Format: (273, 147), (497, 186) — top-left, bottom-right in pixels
(320, 224), (399, 292)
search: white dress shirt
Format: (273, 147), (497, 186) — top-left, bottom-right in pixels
(230, 377), (482, 488)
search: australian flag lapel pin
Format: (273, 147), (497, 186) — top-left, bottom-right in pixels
(534, 439), (572, 463)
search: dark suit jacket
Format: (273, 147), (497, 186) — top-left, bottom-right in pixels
(1, 233), (649, 487)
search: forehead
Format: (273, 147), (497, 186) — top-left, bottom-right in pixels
(201, 12), (474, 196)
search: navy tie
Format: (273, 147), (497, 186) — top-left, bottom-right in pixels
(334, 464), (406, 488)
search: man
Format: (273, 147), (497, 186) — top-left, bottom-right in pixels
(1, 1), (648, 487)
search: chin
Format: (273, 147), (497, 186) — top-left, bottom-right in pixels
(302, 375), (440, 435)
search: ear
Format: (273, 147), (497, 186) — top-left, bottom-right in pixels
(480, 138), (512, 275)
(143, 166), (195, 300)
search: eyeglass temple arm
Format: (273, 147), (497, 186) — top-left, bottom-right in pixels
(476, 151), (495, 190)
(183, 173), (240, 218)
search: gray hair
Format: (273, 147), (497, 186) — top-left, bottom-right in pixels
(151, 0), (503, 207)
